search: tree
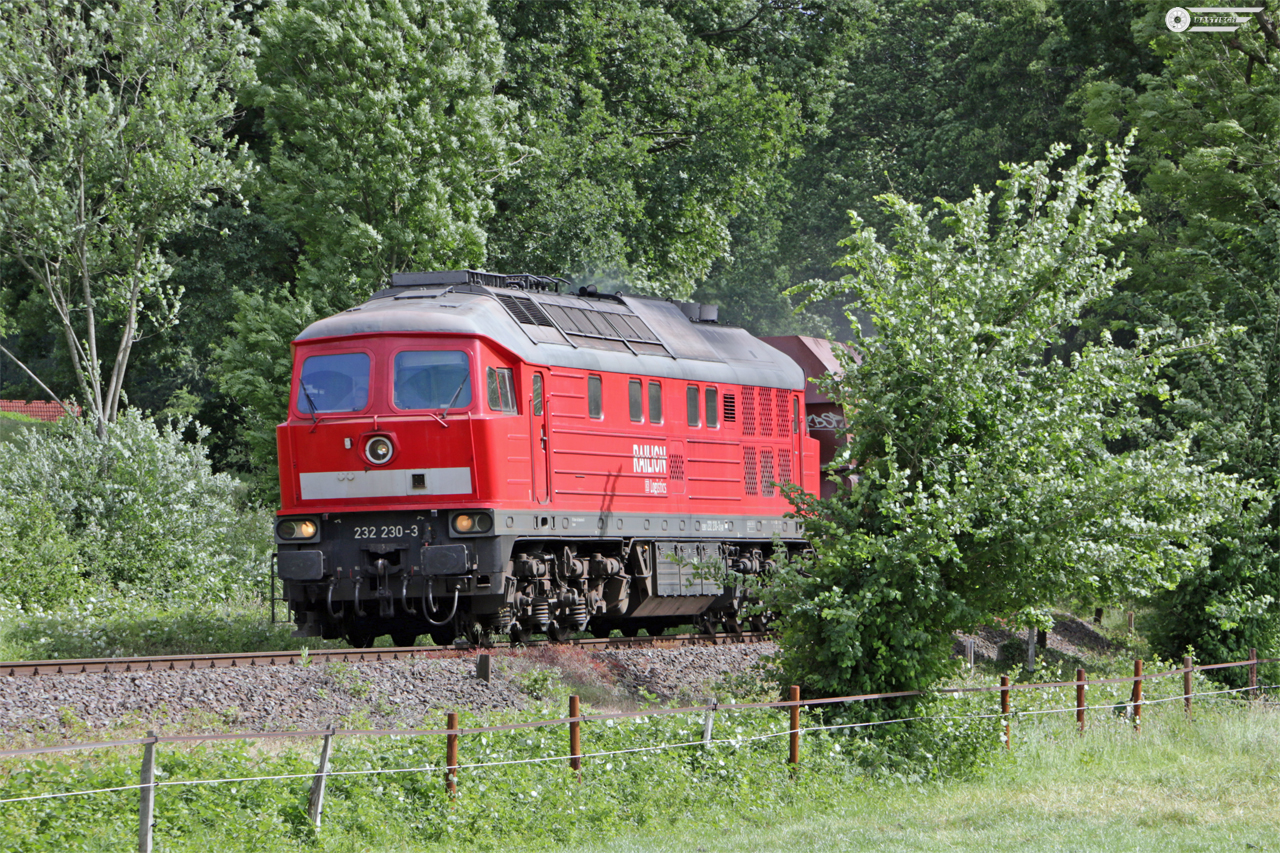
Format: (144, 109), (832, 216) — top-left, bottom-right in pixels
(1080, 7), (1280, 673)
(485, 0), (852, 298)
(769, 141), (1256, 699)
(0, 0), (254, 435)
(249, 0), (519, 303)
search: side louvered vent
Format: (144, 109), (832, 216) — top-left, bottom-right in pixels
(776, 388), (791, 435)
(496, 293), (556, 327)
(761, 449), (776, 498)
(669, 454), (685, 482)
(722, 393), (736, 423)
(760, 390), (774, 437)
(777, 452), (793, 487)
(743, 446), (758, 496)
(741, 388), (757, 437)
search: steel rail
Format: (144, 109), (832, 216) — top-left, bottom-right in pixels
(0, 631), (771, 677)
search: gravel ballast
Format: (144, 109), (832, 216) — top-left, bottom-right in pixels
(0, 642), (779, 737)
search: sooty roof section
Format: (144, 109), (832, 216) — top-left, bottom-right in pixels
(294, 272), (804, 390)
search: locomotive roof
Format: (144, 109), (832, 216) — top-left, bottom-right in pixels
(295, 270), (804, 390)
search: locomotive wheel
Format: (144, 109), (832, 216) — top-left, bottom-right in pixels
(620, 624), (640, 638)
(391, 630), (419, 647)
(510, 622), (533, 645)
(749, 615), (769, 633)
(429, 628), (455, 647)
(645, 625), (666, 637)
(545, 619), (572, 642)
(722, 616), (743, 636)
(345, 628), (376, 648)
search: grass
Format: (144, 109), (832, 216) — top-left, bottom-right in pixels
(1, 662), (1276, 852)
(0, 599), (354, 661)
(586, 703), (1280, 853)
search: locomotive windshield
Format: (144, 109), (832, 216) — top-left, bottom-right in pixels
(394, 350), (472, 410)
(298, 352), (370, 413)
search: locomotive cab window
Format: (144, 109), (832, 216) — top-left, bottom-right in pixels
(629, 379), (643, 423)
(588, 375), (602, 419)
(648, 380), (662, 424)
(705, 387), (719, 429)
(298, 352), (370, 413)
(793, 397), (800, 434)
(487, 367), (517, 413)
(687, 385), (700, 427)
(393, 350), (471, 411)
(532, 373), (544, 416)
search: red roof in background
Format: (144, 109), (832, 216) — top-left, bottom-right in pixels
(0, 400), (80, 422)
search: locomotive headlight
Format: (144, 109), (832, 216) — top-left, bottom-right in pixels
(364, 435), (393, 465)
(451, 512), (492, 535)
(276, 518), (318, 540)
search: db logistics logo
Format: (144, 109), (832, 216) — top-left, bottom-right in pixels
(1166, 7), (1191, 31)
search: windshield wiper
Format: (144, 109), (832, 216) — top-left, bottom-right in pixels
(299, 381), (320, 427)
(440, 374), (470, 422)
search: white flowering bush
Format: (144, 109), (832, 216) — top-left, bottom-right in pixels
(0, 410), (271, 607)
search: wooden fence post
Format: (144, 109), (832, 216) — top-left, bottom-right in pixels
(1126, 611), (1135, 632)
(1076, 668), (1086, 735)
(788, 685), (800, 766)
(1183, 655), (1194, 718)
(1132, 659), (1143, 733)
(307, 729), (335, 829)
(569, 695), (581, 777)
(1250, 648), (1258, 699)
(1000, 675), (1011, 750)
(138, 731), (156, 853)
(445, 712), (459, 797)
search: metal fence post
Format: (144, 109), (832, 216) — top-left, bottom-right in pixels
(702, 698), (717, 744)
(446, 712), (459, 797)
(1076, 668), (1086, 735)
(307, 729), (335, 828)
(138, 731), (156, 853)
(1132, 659), (1143, 733)
(1000, 675), (1011, 750)
(1183, 655), (1194, 718)
(788, 685), (800, 766)
(569, 695), (581, 777)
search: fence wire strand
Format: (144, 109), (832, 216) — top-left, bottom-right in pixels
(2, 678), (1275, 807)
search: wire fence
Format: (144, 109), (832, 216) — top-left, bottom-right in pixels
(0, 651), (1276, 851)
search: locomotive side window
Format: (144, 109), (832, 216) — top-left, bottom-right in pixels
(487, 367), (517, 413)
(532, 373), (544, 416)
(298, 352), (370, 413)
(588, 375), (603, 419)
(793, 397), (800, 433)
(393, 350), (471, 410)
(687, 385), (700, 427)
(629, 379), (643, 423)
(648, 380), (662, 424)
(705, 387), (719, 428)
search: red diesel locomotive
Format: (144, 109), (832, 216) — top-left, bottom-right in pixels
(274, 270), (822, 646)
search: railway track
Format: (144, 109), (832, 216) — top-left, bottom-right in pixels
(0, 630), (771, 677)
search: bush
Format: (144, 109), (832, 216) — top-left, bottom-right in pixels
(0, 410), (271, 606)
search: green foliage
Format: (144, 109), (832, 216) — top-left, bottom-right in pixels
(1081, 6), (1280, 673)
(250, 0), (518, 302)
(0, 0), (254, 431)
(770, 141), (1256, 701)
(485, 0), (847, 297)
(0, 411), (271, 606)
